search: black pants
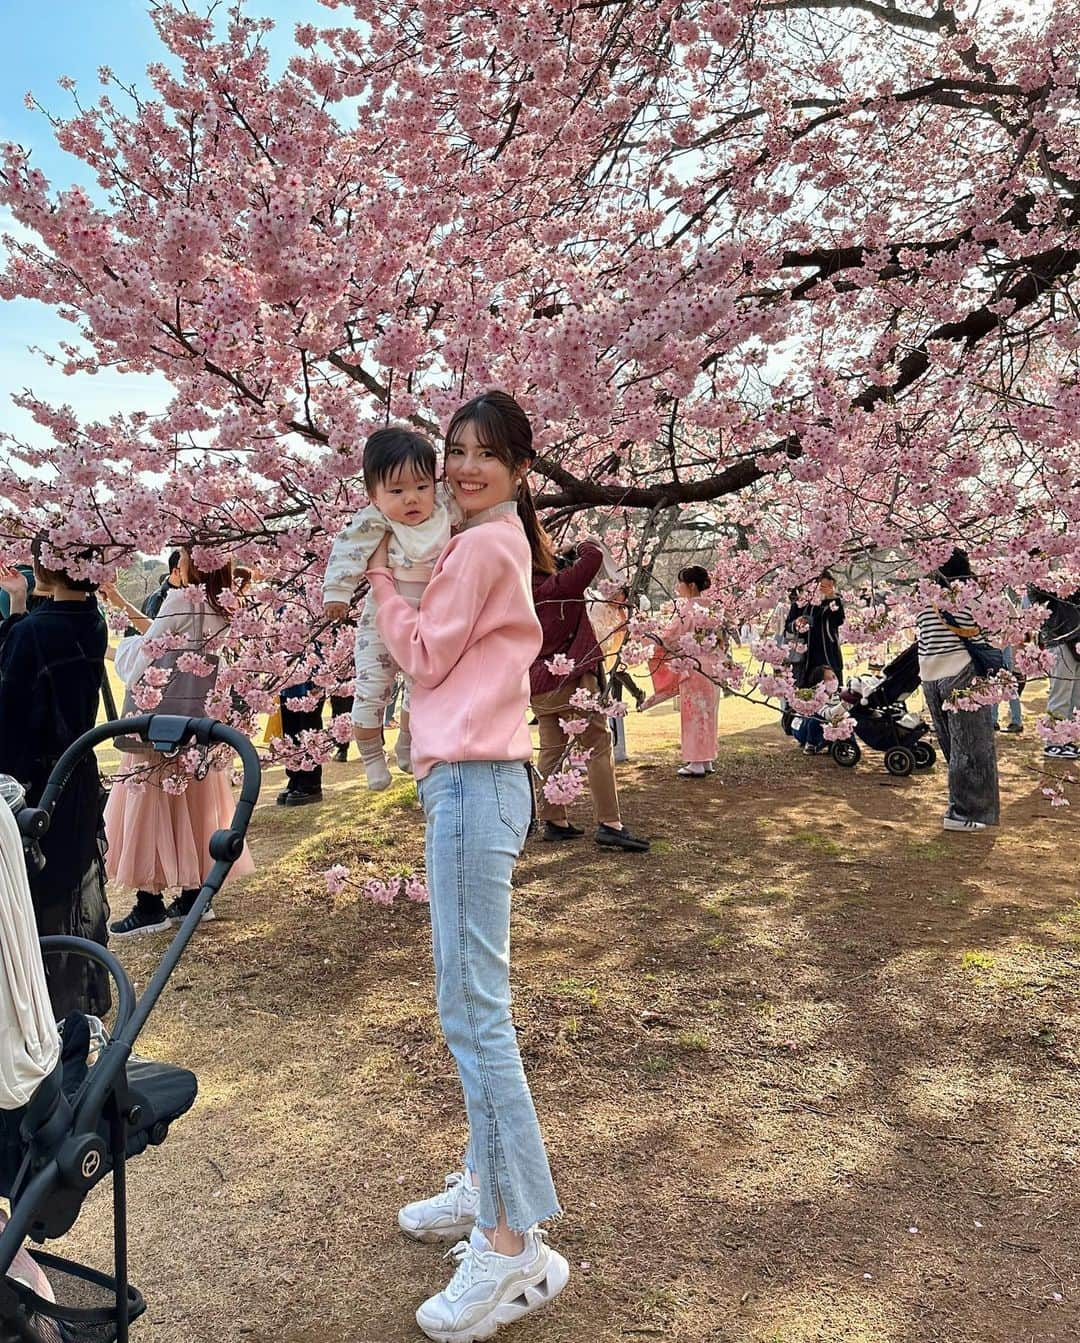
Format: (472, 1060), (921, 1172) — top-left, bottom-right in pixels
(608, 668), (644, 744)
(281, 693), (353, 793)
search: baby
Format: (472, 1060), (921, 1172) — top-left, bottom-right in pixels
(323, 427), (461, 789)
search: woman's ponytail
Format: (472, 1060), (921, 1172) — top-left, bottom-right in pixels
(518, 479), (556, 576)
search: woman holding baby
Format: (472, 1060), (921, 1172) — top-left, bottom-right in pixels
(323, 393), (568, 1341)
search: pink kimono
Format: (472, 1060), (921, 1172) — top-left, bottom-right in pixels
(650, 603), (721, 764)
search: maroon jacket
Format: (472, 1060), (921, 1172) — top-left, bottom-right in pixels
(530, 543), (605, 696)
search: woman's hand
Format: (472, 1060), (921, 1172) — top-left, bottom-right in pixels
(369, 533), (391, 571)
(99, 581), (122, 607)
(0, 566), (28, 615)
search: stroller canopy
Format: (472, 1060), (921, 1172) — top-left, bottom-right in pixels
(0, 794), (60, 1110)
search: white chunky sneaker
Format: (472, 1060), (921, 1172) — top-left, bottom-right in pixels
(416, 1227), (569, 1343)
(399, 1171), (480, 1243)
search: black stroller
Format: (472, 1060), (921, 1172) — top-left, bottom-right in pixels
(1, 714), (260, 1343)
(829, 643), (937, 776)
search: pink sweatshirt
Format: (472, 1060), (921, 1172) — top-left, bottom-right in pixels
(368, 510), (542, 780)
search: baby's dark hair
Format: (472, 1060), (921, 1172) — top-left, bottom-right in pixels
(678, 565), (711, 593)
(362, 427), (437, 492)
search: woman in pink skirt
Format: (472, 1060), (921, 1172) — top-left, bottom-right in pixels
(641, 565), (722, 778)
(102, 548), (254, 936)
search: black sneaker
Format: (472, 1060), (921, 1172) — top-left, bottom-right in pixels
(1003, 723), (1023, 734)
(164, 890), (216, 925)
(110, 901), (170, 937)
(542, 821), (585, 841)
(276, 788), (323, 806)
(334, 745), (349, 763)
(595, 823), (650, 853)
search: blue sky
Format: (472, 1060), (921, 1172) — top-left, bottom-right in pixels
(0, 0), (329, 448)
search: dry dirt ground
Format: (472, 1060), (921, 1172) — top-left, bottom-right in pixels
(61, 684), (1079, 1343)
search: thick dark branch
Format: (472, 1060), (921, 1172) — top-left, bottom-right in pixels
(535, 241), (1080, 512)
(758, 0), (949, 34)
(779, 192), (1043, 299)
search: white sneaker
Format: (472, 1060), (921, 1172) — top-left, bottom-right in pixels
(416, 1227), (569, 1343)
(399, 1171), (480, 1243)
(943, 816), (987, 831)
(677, 763), (707, 777)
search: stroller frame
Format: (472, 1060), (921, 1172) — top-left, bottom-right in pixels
(1, 714), (260, 1343)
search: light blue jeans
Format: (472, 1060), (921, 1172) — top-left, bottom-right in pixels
(417, 760), (560, 1232)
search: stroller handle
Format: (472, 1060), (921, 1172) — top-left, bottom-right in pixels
(22, 716), (261, 842)
(19, 716), (262, 1146)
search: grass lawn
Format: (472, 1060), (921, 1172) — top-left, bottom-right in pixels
(63, 671), (1080, 1343)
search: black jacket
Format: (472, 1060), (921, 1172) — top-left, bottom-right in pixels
(1029, 587), (1080, 656)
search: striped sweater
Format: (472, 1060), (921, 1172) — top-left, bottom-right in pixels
(916, 606), (987, 682)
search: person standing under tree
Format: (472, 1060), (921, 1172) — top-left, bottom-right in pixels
(102, 547), (255, 932)
(0, 542), (111, 1017)
(916, 549), (1000, 831)
(800, 571), (845, 688)
(366, 390), (569, 1342)
(531, 543), (650, 851)
(639, 565), (723, 777)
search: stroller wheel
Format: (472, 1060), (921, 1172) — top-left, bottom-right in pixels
(913, 741), (937, 769)
(884, 746), (915, 777)
(831, 739), (861, 768)
(780, 709), (795, 737)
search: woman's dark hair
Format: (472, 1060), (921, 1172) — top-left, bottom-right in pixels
(167, 548), (182, 574)
(30, 534), (98, 594)
(444, 391), (557, 575)
(182, 546), (234, 617)
(678, 565), (711, 593)
(934, 547), (973, 585)
(362, 427), (437, 492)
(819, 570), (836, 583)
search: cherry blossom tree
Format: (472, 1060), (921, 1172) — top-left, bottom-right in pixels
(1, 0), (1079, 760)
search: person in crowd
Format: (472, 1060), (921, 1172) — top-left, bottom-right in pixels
(639, 566), (723, 777)
(323, 428), (461, 790)
(383, 672), (403, 730)
(587, 584), (644, 764)
(995, 647), (1024, 734)
(275, 679), (355, 804)
(141, 548), (183, 620)
(0, 541), (111, 1017)
(916, 548), (1000, 831)
(782, 586), (808, 654)
(992, 588), (1025, 735)
(102, 546), (254, 933)
(0, 562), (35, 619)
(531, 542), (650, 851)
(1029, 581), (1080, 759)
(366, 390), (569, 1341)
(801, 571), (845, 687)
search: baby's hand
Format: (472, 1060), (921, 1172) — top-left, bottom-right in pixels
(324, 602), (349, 623)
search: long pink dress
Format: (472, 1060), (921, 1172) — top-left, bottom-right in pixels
(104, 589), (254, 893)
(659, 603), (721, 764)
